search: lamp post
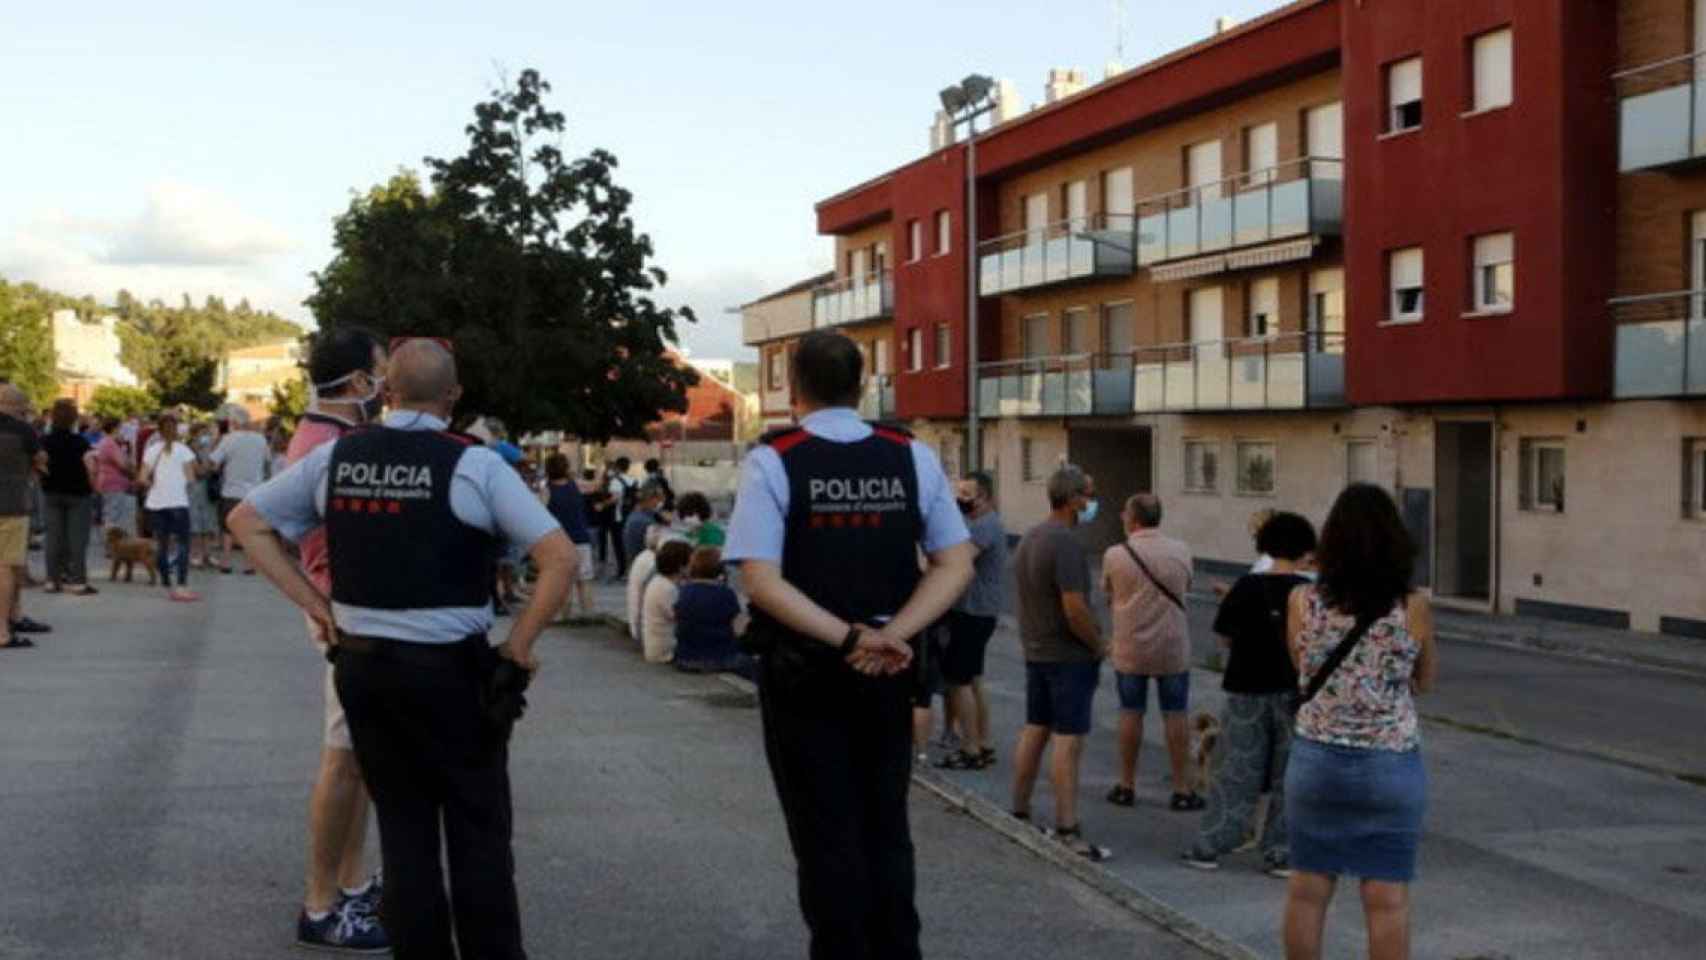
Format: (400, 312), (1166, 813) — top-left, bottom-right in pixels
(939, 74), (997, 475)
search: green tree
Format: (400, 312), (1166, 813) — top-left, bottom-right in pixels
(307, 69), (697, 439)
(88, 384), (158, 420)
(151, 341), (225, 411)
(270, 376), (308, 426)
(0, 279), (58, 404)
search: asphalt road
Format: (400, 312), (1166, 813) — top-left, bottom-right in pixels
(0, 570), (1210, 960)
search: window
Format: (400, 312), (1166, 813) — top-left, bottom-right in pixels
(1346, 439), (1378, 486)
(1470, 28), (1513, 112)
(1389, 247), (1424, 322)
(1064, 307), (1093, 354)
(1184, 440), (1220, 493)
(1186, 140), (1223, 202)
(1247, 276), (1279, 339)
(934, 323), (951, 369)
(1065, 180), (1089, 230)
(1387, 56), (1423, 133)
(1024, 192), (1049, 243)
(907, 327), (923, 372)
(1022, 313), (1050, 358)
(1245, 122), (1278, 185)
(1472, 232), (1514, 312)
(1305, 101), (1344, 178)
(1101, 301), (1136, 355)
(1519, 438), (1566, 512)
(935, 210), (951, 255)
(1021, 438), (1037, 482)
(766, 348), (786, 391)
(1687, 438), (1706, 518)
(875, 337), (891, 375)
(907, 220), (923, 262)
(1310, 267), (1346, 352)
(1235, 441), (1277, 496)
(1102, 167), (1134, 223)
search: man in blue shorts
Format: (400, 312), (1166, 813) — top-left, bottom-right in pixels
(1009, 464), (1110, 861)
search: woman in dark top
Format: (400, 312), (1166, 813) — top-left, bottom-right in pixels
(40, 399), (97, 595)
(1181, 511), (1317, 875)
(672, 547), (754, 680)
(543, 454), (593, 619)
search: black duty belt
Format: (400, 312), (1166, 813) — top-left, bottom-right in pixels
(333, 632), (490, 667)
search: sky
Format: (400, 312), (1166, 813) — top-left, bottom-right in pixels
(0, 0), (1292, 362)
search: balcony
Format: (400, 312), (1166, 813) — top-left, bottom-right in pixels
(858, 374), (896, 420)
(977, 214), (1137, 297)
(1611, 291), (1706, 397)
(812, 271), (893, 328)
(977, 332), (1346, 418)
(1616, 52), (1706, 173)
(1134, 158), (1343, 274)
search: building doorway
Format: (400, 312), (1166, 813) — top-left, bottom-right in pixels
(1434, 421), (1495, 602)
(1067, 426), (1152, 552)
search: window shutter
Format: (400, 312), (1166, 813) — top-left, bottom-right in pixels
(1389, 58), (1422, 107)
(1473, 30), (1512, 110)
(1518, 441), (1534, 510)
(1392, 248), (1423, 289)
(1474, 233), (1513, 267)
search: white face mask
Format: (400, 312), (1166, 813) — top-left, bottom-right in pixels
(310, 371), (386, 422)
(682, 516), (703, 530)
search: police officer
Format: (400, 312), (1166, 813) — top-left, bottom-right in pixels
(725, 330), (973, 960)
(229, 340), (575, 960)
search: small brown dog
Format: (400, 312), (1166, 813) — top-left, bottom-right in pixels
(1190, 711), (1222, 796)
(105, 527), (159, 585)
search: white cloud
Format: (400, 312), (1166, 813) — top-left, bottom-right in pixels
(0, 182), (308, 320)
(665, 259), (825, 362)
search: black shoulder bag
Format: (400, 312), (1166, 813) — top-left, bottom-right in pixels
(1121, 542), (1187, 612)
(1294, 613), (1377, 709)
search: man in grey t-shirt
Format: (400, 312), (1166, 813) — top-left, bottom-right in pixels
(937, 471), (1008, 771)
(210, 407), (271, 574)
(1009, 465), (1109, 861)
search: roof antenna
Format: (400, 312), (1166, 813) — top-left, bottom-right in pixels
(1109, 0), (1127, 75)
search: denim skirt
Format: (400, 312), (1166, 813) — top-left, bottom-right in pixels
(1285, 736), (1427, 882)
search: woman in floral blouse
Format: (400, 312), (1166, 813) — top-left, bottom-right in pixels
(1282, 483), (1436, 960)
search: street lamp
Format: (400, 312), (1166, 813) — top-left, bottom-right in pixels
(939, 73), (997, 475)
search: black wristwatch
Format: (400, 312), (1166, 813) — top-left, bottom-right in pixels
(839, 625), (863, 656)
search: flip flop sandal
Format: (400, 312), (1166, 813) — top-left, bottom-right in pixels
(935, 750), (983, 771)
(1170, 792), (1207, 812)
(3, 637), (36, 649)
(977, 748), (997, 768)
(1053, 825), (1112, 862)
(42, 584), (62, 594)
(1106, 785), (1137, 807)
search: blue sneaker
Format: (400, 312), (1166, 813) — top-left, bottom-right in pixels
(340, 870), (383, 918)
(296, 899), (389, 954)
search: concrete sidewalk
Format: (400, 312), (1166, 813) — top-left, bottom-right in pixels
(0, 563), (1212, 959)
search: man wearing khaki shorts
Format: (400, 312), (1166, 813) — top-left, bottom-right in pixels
(0, 383), (48, 650)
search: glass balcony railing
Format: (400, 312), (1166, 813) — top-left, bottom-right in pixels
(976, 214), (1137, 298)
(1611, 291), (1706, 397)
(857, 374), (896, 420)
(1133, 157), (1343, 268)
(811, 271), (893, 328)
(976, 332), (1346, 418)
(1616, 51), (1706, 173)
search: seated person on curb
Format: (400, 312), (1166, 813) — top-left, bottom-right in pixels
(672, 546), (754, 679)
(625, 522), (671, 642)
(641, 540), (693, 663)
(676, 491), (725, 548)
(1183, 511), (1317, 878)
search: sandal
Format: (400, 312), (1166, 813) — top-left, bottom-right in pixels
(2, 636), (36, 649)
(1106, 785), (1136, 807)
(1169, 792), (1206, 812)
(43, 583), (62, 594)
(935, 750), (983, 771)
(1053, 825), (1112, 862)
(68, 585), (98, 596)
(977, 747), (996, 768)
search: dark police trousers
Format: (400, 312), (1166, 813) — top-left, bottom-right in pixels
(759, 646), (921, 960)
(333, 635), (526, 960)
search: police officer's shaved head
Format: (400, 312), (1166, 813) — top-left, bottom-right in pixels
(390, 339), (458, 406)
(791, 331), (863, 409)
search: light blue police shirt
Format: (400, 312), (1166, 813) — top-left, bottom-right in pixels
(724, 407), (969, 567)
(244, 411), (560, 644)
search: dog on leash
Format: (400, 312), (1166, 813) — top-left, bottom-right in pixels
(105, 527), (159, 585)
(1190, 711), (1222, 796)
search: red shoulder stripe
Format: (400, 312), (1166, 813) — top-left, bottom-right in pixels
(768, 429), (810, 455)
(438, 431), (480, 446)
(873, 427), (911, 447)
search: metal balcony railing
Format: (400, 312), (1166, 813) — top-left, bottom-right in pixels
(857, 374), (896, 420)
(976, 214), (1137, 297)
(811, 271), (893, 328)
(976, 331), (1346, 418)
(1615, 51), (1706, 172)
(1610, 291), (1706, 397)
(1133, 157), (1343, 267)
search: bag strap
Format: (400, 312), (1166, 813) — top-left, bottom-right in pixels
(1299, 610), (1377, 706)
(1121, 542), (1186, 612)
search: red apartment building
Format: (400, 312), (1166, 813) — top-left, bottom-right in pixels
(742, 0), (1706, 637)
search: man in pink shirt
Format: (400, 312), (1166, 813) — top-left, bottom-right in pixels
(282, 328), (391, 953)
(92, 417), (136, 535)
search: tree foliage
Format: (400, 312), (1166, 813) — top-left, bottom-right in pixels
(0, 279), (62, 405)
(270, 377), (308, 426)
(150, 340), (226, 411)
(88, 384), (159, 420)
(113, 292), (299, 408)
(307, 69), (697, 439)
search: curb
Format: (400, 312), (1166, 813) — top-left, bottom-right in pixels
(910, 770), (1257, 960)
(1432, 629), (1706, 680)
(590, 620), (1251, 958)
